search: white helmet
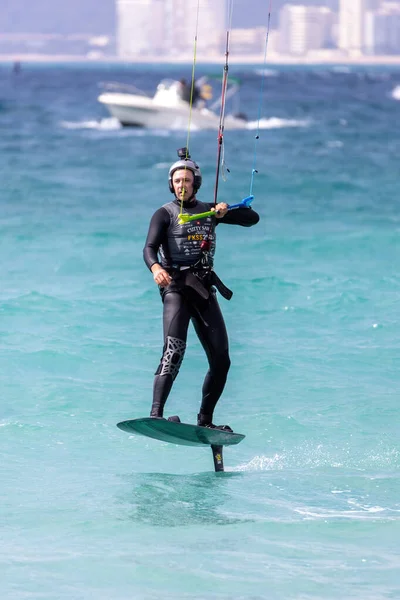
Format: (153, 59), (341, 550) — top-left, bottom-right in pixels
(168, 148), (202, 194)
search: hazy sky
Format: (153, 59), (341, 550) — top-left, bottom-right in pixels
(0, 0), (116, 35)
(3, 1), (399, 36)
(0, 1), (340, 36)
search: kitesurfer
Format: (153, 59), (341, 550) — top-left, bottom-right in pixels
(143, 148), (260, 430)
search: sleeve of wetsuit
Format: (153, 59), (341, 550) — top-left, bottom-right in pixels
(205, 203), (260, 227)
(143, 207), (170, 270)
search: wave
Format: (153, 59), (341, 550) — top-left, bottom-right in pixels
(293, 506), (398, 520)
(60, 118), (180, 135)
(326, 140), (344, 148)
(391, 85), (400, 100)
(59, 114), (311, 132)
(234, 441), (400, 472)
(253, 68), (279, 77)
(331, 66), (351, 74)
(60, 117), (121, 130)
(246, 117), (311, 130)
(59, 115), (310, 133)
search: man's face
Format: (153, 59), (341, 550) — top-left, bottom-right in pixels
(172, 169), (194, 200)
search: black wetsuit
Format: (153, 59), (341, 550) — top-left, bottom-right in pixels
(143, 197), (259, 425)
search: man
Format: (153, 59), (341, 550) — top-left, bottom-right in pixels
(143, 149), (259, 430)
(178, 78), (200, 106)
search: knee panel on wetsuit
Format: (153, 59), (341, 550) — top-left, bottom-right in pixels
(155, 335), (186, 380)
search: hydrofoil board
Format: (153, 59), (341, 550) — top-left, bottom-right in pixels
(117, 417), (245, 448)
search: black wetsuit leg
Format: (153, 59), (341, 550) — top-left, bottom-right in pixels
(150, 290), (191, 417)
(151, 287), (231, 421)
(190, 290), (231, 422)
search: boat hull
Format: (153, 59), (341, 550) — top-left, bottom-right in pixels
(98, 92), (247, 131)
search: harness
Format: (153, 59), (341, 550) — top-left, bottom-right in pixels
(161, 201), (233, 301)
(167, 265), (233, 301)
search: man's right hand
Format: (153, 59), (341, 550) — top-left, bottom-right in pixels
(152, 267), (172, 287)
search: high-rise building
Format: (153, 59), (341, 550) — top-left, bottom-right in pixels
(164, 0), (225, 56)
(117, 0), (165, 56)
(229, 27), (268, 55)
(365, 1), (400, 54)
(279, 5), (334, 56)
(338, 0), (367, 55)
(116, 0), (225, 58)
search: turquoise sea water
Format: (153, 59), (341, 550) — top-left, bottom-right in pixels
(1, 62), (400, 599)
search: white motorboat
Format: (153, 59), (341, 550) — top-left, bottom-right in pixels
(97, 78), (248, 130)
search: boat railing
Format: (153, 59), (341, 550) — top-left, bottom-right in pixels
(98, 81), (150, 97)
(209, 82), (240, 113)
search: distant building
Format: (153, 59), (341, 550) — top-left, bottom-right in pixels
(116, 0), (225, 58)
(338, 0), (367, 56)
(116, 0), (165, 56)
(279, 5), (334, 56)
(265, 30), (281, 56)
(365, 1), (400, 55)
(164, 0), (225, 57)
(229, 27), (268, 55)
(0, 32), (111, 56)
